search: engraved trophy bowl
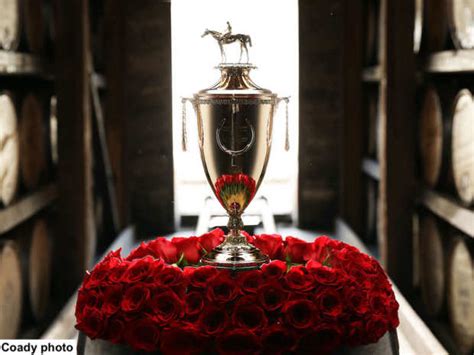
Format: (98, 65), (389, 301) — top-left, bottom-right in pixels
(182, 24), (289, 269)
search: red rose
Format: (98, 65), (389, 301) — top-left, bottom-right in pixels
(216, 329), (261, 355)
(108, 261), (130, 283)
(365, 315), (389, 343)
(184, 291), (204, 317)
(150, 289), (183, 324)
(102, 315), (125, 344)
(261, 325), (297, 354)
(315, 287), (343, 318)
(75, 290), (101, 319)
(124, 317), (160, 352)
(199, 228), (225, 253)
(346, 320), (366, 346)
(387, 299), (400, 328)
(148, 237), (178, 264)
(122, 256), (154, 283)
(75, 306), (105, 339)
(184, 266), (218, 288)
(232, 299), (267, 331)
(198, 306), (229, 335)
(306, 260), (340, 285)
(284, 237), (311, 263)
(102, 284), (123, 315)
(237, 269), (263, 293)
(121, 283), (150, 312)
(85, 253), (122, 288)
(283, 299), (315, 329)
(285, 265), (314, 291)
(172, 236), (201, 264)
(369, 291), (390, 315)
(261, 260), (287, 279)
(155, 265), (183, 287)
(206, 272), (239, 303)
(257, 281), (287, 311)
(295, 323), (342, 354)
(160, 323), (207, 355)
(310, 235), (338, 263)
(344, 287), (368, 315)
(126, 242), (158, 260)
(242, 230), (254, 243)
(253, 234), (284, 259)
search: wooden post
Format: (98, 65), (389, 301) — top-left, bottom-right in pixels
(55, 0), (95, 296)
(298, 0), (345, 229)
(104, 0), (128, 228)
(339, 0), (364, 235)
(121, 0), (175, 236)
(380, 0), (416, 293)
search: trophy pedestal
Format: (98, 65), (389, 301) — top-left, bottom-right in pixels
(201, 233), (269, 270)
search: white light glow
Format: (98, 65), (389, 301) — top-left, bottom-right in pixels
(171, 0), (299, 220)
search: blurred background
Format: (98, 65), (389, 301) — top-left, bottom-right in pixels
(0, 0), (472, 354)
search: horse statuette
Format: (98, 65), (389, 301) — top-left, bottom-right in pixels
(202, 22), (252, 63)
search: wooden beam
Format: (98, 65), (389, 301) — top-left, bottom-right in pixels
(339, 0), (364, 234)
(0, 184), (57, 235)
(381, 0), (416, 293)
(55, 0), (95, 296)
(420, 189), (474, 239)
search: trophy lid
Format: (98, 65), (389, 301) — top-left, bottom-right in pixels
(195, 23), (277, 102)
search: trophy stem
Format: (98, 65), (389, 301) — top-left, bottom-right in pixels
(200, 214), (269, 270)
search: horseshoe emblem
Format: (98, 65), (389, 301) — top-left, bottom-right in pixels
(216, 116), (255, 156)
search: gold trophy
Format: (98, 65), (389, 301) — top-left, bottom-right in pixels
(182, 22), (289, 269)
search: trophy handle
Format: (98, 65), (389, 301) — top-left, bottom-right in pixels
(181, 97), (197, 152)
(277, 97), (290, 151)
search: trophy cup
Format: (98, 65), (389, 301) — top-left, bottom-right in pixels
(182, 23), (289, 269)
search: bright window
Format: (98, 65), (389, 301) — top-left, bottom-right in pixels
(171, 0), (299, 221)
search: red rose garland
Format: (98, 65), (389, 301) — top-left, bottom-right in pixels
(76, 230), (399, 354)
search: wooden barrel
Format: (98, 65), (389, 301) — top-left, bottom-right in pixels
(20, 93), (47, 191)
(23, 0), (45, 53)
(419, 86), (457, 189)
(422, 0), (449, 51)
(0, 91), (20, 206)
(451, 89), (474, 205)
(447, 237), (474, 354)
(18, 219), (52, 321)
(0, 0), (21, 51)
(49, 95), (58, 166)
(414, 0), (424, 53)
(364, 0), (379, 65)
(448, 0), (474, 49)
(0, 240), (23, 339)
(419, 214), (446, 316)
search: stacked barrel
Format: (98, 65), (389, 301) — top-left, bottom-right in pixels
(360, 0), (474, 352)
(416, 1), (474, 354)
(0, 0), (57, 339)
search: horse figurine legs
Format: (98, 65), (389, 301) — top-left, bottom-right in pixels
(239, 42), (249, 63)
(219, 42), (226, 63)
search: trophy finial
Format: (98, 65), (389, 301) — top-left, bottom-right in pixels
(201, 22), (252, 63)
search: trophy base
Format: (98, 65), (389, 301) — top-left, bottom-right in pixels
(201, 233), (269, 270)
